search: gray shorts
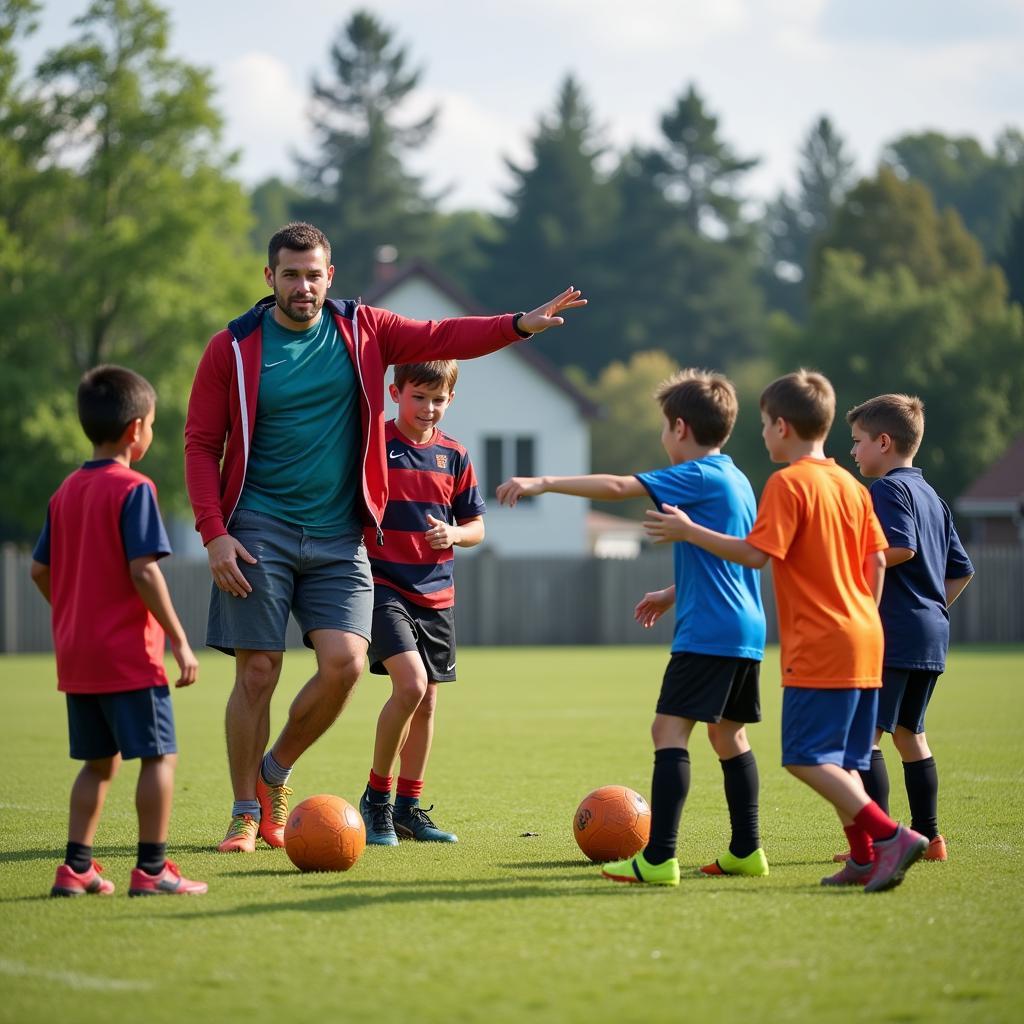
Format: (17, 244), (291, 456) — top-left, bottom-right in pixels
(207, 508), (373, 655)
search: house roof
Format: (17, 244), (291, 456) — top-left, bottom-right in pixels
(361, 260), (600, 419)
(956, 434), (1024, 515)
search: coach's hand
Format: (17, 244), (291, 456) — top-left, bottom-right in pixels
(517, 287), (587, 335)
(207, 533), (256, 597)
(496, 476), (546, 507)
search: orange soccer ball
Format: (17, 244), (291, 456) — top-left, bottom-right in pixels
(284, 794), (366, 872)
(573, 785), (652, 863)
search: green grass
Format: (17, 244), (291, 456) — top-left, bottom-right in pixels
(2, 646), (1023, 1023)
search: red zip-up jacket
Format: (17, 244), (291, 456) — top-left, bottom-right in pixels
(184, 296), (525, 547)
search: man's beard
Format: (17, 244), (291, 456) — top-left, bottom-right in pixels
(275, 287), (323, 323)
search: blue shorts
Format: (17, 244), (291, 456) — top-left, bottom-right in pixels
(877, 668), (940, 735)
(66, 687), (177, 761)
(781, 687), (879, 770)
(207, 508), (373, 655)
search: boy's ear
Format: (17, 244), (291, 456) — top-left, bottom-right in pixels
(673, 417), (688, 440)
(878, 431), (892, 453)
(388, 382), (400, 403)
(122, 417), (143, 445)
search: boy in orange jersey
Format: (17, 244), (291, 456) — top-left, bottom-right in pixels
(645, 370), (929, 892)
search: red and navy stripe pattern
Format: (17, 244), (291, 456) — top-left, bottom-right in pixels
(366, 421), (485, 608)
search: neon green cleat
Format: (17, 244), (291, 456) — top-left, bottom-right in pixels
(699, 847), (770, 877)
(601, 851), (680, 886)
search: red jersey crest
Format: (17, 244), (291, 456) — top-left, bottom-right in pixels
(434, 453), (448, 469)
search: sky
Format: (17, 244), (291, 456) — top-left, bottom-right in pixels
(17, 0), (1024, 212)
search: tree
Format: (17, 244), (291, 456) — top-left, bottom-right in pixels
(762, 116), (857, 319)
(998, 202), (1024, 307)
(882, 129), (1024, 259)
(294, 9), (438, 290)
(249, 176), (308, 255)
(475, 74), (614, 364)
(0, 0), (258, 539)
(783, 172), (1024, 503)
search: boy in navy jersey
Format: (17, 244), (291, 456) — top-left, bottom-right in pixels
(31, 366), (206, 897)
(498, 369), (767, 885)
(846, 393), (974, 862)
(360, 360), (485, 845)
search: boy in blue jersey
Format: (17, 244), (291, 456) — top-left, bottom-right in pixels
(847, 394), (974, 861)
(498, 369), (767, 885)
(360, 360), (486, 845)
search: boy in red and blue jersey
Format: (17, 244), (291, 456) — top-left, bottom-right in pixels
(360, 360), (485, 845)
(30, 366), (206, 897)
(847, 394), (974, 862)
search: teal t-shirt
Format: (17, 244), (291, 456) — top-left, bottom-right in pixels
(238, 309), (361, 536)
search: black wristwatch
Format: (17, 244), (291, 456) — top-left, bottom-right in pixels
(512, 312), (533, 338)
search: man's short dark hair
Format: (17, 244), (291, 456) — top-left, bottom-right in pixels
(846, 393), (925, 457)
(654, 369), (738, 447)
(77, 365), (157, 445)
(760, 369), (835, 440)
(394, 360), (459, 392)
(268, 222), (332, 269)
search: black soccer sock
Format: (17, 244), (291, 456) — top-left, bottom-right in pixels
(721, 750), (761, 859)
(904, 756), (939, 840)
(858, 749), (890, 814)
(65, 841), (93, 874)
(643, 747), (690, 865)
(136, 841), (167, 876)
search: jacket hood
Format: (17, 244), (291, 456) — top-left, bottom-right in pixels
(227, 296), (359, 341)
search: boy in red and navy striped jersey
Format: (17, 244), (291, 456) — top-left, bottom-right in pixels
(360, 360), (485, 845)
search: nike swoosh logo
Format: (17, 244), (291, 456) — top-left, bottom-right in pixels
(446, 662), (456, 671)
(388, 451), (405, 459)
(263, 359), (286, 369)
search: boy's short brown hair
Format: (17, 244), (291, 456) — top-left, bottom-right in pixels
(77, 365), (156, 445)
(654, 369), (738, 447)
(845, 393), (925, 456)
(393, 360), (459, 393)
(760, 369), (835, 440)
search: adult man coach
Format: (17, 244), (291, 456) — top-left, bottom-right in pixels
(185, 222), (585, 852)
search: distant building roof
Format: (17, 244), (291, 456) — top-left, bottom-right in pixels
(361, 260), (600, 419)
(956, 435), (1024, 515)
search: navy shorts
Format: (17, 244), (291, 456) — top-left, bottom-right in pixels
(781, 687), (878, 770)
(368, 587), (456, 683)
(656, 653), (761, 723)
(877, 668), (940, 735)
(207, 508), (373, 655)
(66, 687), (177, 761)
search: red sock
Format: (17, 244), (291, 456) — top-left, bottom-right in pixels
(396, 776), (424, 800)
(853, 801), (899, 841)
(368, 769), (392, 798)
(843, 824), (874, 865)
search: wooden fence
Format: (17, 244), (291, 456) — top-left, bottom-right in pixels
(2, 544), (1021, 654)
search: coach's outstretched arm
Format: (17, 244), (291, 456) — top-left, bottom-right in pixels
(515, 287), (588, 335)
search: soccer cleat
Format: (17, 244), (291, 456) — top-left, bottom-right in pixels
(128, 859), (208, 897)
(832, 849), (852, 863)
(256, 775), (292, 849)
(923, 834), (947, 861)
(217, 813), (259, 853)
(699, 848), (770, 877)
(863, 825), (929, 894)
(359, 793), (398, 846)
(821, 859), (873, 886)
(601, 850), (680, 886)
(50, 860), (115, 897)
(393, 803), (458, 843)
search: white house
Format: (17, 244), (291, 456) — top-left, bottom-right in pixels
(362, 261), (598, 556)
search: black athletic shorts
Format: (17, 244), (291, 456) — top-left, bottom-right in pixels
(656, 652), (761, 723)
(876, 667), (940, 735)
(368, 587), (457, 682)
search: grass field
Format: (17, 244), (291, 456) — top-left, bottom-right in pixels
(2, 645), (1023, 1024)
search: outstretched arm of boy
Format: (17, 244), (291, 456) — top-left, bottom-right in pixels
(129, 556), (199, 687)
(496, 474), (647, 506)
(425, 514), (484, 550)
(644, 505), (769, 568)
(30, 561), (51, 603)
(945, 573), (974, 607)
(863, 549), (886, 605)
(635, 586), (675, 628)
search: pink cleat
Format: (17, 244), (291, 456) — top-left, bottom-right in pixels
(864, 825), (929, 893)
(256, 775), (291, 849)
(128, 859), (208, 897)
(51, 860), (115, 897)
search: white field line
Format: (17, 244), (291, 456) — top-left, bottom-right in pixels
(0, 958), (153, 992)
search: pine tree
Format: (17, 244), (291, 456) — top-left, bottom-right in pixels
(294, 9), (438, 291)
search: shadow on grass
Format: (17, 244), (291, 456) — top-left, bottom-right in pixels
(496, 859), (589, 870)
